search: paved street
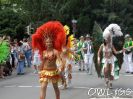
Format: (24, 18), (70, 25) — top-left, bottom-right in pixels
(0, 65), (133, 99)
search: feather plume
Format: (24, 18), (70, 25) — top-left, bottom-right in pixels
(103, 24), (123, 40)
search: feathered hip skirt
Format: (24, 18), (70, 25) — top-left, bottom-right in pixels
(39, 69), (61, 83)
(100, 55), (119, 80)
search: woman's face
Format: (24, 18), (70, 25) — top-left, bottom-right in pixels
(105, 36), (111, 43)
(45, 38), (53, 48)
(105, 39), (108, 43)
(80, 37), (84, 42)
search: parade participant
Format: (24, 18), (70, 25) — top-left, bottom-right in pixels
(72, 38), (80, 64)
(60, 46), (73, 89)
(65, 63), (72, 86)
(59, 25), (74, 89)
(123, 34), (133, 74)
(77, 36), (85, 71)
(65, 35), (74, 87)
(0, 35), (10, 78)
(59, 51), (67, 89)
(83, 34), (94, 74)
(97, 24), (123, 88)
(32, 21), (66, 99)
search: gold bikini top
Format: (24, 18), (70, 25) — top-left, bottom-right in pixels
(43, 51), (57, 62)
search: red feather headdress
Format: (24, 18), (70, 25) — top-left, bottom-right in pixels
(32, 21), (66, 55)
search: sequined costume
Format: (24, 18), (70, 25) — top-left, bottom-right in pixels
(32, 21), (66, 83)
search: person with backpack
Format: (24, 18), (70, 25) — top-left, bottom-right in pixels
(16, 41), (25, 75)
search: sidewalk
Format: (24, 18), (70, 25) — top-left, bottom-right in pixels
(0, 67), (33, 81)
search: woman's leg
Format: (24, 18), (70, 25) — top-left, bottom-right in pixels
(60, 72), (66, 89)
(52, 82), (60, 99)
(40, 82), (48, 99)
(104, 64), (109, 86)
(108, 64), (113, 88)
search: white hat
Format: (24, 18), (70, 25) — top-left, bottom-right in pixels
(80, 36), (84, 38)
(124, 34), (130, 39)
(86, 34), (90, 38)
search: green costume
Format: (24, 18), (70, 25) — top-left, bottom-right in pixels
(77, 41), (84, 60)
(0, 41), (10, 65)
(124, 40), (133, 54)
(83, 41), (94, 54)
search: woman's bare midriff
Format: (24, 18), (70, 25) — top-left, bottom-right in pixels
(43, 61), (57, 70)
(105, 52), (113, 59)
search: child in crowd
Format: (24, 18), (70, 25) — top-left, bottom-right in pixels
(32, 48), (41, 74)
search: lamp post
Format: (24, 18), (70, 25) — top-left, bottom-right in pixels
(71, 19), (77, 36)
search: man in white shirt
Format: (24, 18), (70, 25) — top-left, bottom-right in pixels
(83, 34), (94, 74)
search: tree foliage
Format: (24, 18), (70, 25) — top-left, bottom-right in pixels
(0, 0), (133, 38)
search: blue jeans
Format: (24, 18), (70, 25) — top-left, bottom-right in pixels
(24, 49), (32, 67)
(17, 61), (25, 74)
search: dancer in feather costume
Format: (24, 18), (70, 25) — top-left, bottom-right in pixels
(32, 21), (66, 99)
(97, 24), (123, 89)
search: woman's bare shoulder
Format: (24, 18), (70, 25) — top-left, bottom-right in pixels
(54, 49), (61, 55)
(101, 43), (104, 46)
(53, 49), (58, 54)
(43, 50), (46, 54)
(99, 43), (104, 49)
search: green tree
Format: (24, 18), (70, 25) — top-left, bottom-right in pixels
(1, 0), (133, 38)
(0, 8), (26, 38)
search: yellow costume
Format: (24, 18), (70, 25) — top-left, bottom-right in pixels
(39, 69), (61, 83)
